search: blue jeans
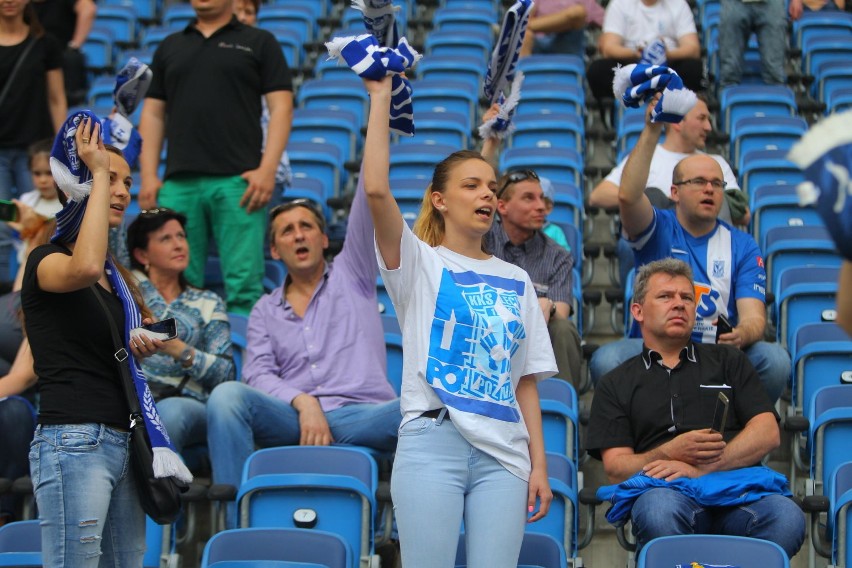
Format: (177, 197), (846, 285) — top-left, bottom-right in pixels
(0, 397), (35, 517)
(391, 415), (529, 567)
(590, 338), (790, 403)
(631, 488), (805, 557)
(29, 423), (146, 567)
(719, 0), (787, 87)
(156, 396), (208, 472)
(206, 381), (401, 527)
(0, 147), (33, 199)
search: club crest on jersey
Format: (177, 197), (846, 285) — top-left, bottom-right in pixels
(712, 260), (725, 278)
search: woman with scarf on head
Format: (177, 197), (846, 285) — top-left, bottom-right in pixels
(21, 113), (191, 567)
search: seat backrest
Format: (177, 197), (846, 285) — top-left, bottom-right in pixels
(455, 530), (568, 568)
(638, 534), (789, 567)
(0, 520), (42, 567)
(385, 332), (403, 396)
(201, 528), (351, 568)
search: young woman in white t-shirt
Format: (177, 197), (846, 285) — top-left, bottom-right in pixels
(361, 76), (558, 567)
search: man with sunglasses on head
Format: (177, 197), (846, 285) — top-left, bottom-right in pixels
(589, 99), (790, 403)
(481, 169), (583, 388)
(205, 174), (400, 528)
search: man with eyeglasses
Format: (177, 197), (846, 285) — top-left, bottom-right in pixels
(205, 175), (400, 528)
(586, 258), (804, 558)
(482, 169), (583, 388)
(589, 103), (790, 403)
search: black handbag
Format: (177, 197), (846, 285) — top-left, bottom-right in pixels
(90, 285), (187, 524)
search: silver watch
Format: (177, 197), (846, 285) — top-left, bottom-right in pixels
(179, 347), (194, 366)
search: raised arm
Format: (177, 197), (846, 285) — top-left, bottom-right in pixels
(362, 76), (404, 270)
(36, 119), (112, 292)
(618, 101), (662, 239)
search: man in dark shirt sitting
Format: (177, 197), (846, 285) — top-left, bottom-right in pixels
(586, 258), (804, 557)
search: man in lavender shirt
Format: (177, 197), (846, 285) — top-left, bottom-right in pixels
(206, 173), (399, 527)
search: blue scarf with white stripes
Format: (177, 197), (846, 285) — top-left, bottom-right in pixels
(613, 64), (697, 124)
(102, 57), (152, 169)
(479, 0), (532, 140)
(49, 111), (192, 484)
(332, 0), (419, 136)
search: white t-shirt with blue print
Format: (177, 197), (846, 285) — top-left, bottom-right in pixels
(378, 224), (558, 481)
(627, 208), (766, 343)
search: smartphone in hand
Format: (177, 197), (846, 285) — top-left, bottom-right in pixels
(715, 313), (733, 343)
(131, 318), (178, 342)
(711, 392), (730, 436)
(0, 200), (18, 222)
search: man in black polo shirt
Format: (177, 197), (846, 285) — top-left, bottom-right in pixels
(482, 170), (582, 388)
(138, 0), (293, 314)
(586, 258), (804, 557)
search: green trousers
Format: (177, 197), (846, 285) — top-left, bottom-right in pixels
(159, 175), (264, 315)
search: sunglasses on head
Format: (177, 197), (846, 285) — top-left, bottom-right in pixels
(269, 198), (326, 229)
(497, 170), (539, 199)
(139, 207), (177, 217)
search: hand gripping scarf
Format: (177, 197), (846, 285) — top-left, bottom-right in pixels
(788, 110), (852, 261)
(49, 111), (193, 484)
(101, 58), (152, 168)
(327, 0), (420, 136)
(480, 0), (533, 140)
(613, 63), (697, 124)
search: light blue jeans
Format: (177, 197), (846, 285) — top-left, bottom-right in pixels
(29, 423), (146, 567)
(391, 415), (529, 568)
(631, 488), (806, 557)
(589, 338), (790, 403)
(156, 396), (208, 472)
(206, 381), (401, 528)
(719, 0), (787, 87)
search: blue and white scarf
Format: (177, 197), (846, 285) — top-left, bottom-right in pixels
(479, 0), (532, 140)
(613, 63), (697, 124)
(483, 0), (532, 104)
(788, 110), (852, 261)
(49, 111), (193, 484)
(325, 33), (421, 136)
(101, 58), (151, 169)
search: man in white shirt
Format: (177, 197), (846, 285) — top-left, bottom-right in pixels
(586, 0), (703, 105)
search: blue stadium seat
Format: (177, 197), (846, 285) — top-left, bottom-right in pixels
(296, 78), (368, 126)
(826, 87), (852, 115)
(201, 527), (352, 568)
(807, 385), (852, 496)
(739, 149), (805, 196)
(314, 57), (357, 81)
(286, 141), (343, 199)
(814, 58), (852, 104)
(82, 27), (115, 71)
(410, 79), (477, 129)
(0, 520), (41, 567)
(803, 34), (852, 77)
(719, 85), (796, 135)
(389, 143), (456, 181)
(749, 183), (823, 252)
(263, 260), (286, 292)
(257, 5), (314, 43)
(537, 378), (579, 462)
(516, 54), (584, 88)
(236, 446), (378, 568)
(499, 147), (583, 187)
(433, 7), (494, 36)
(376, 275), (395, 317)
(390, 188), (426, 227)
(516, 84), (584, 117)
(291, 108), (360, 164)
(281, 177), (330, 220)
(259, 26), (304, 68)
(267, 0), (327, 19)
(790, 323), (852, 419)
(103, 0), (158, 23)
(455, 529), (569, 568)
(94, 4), (138, 45)
(397, 111), (470, 148)
(776, 265), (839, 351)
(827, 460), (852, 566)
(87, 76), (116, 108)
(416, 55), (485, 92)
(530, 453), (579, 561)
(509, 113), (585, 155)
(637, 534), (789, 567)
(793, 11), (852, 50)
(425, 29), (492, 60)
(764, 225), (840, 295)
(730, 116), (808, 172)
